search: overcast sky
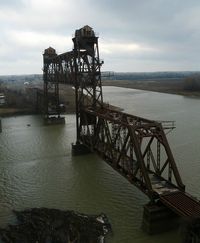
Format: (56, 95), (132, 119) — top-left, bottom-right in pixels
(0, 0), (200, 75)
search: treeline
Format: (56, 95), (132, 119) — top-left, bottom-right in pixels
(184, 75), (200, 91)
(1, 72), (200, 92)
(111, 71), (200, 81)
(1, 72), (200, 83)
(3, 87), (36, 109)
(0, 74), (42, 83)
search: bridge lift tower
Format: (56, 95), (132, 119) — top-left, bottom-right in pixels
(72, 25), (104, 154)
(43, 47), (65, 124)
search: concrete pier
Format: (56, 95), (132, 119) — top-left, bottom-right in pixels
(44, 116), (65, 125)
(0, 118), (2, 133)
(72, 142), (91, 156)
(142, 202), (180, 234)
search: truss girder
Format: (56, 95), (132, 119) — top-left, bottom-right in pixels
(41, 26), (186, 202)
(78, 107), (185, 199)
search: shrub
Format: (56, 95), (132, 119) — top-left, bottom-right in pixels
(184, 76), (200, 91)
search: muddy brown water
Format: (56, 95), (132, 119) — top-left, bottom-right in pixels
(1, 86), (200, 242)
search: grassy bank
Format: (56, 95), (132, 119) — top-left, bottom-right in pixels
(102, 79), (200, 97)
(0, 108), (36, 117)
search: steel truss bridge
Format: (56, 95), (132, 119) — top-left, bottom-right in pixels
(38, 25), (200, 220)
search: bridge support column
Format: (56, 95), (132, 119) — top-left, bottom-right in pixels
(72, 142), (91, 156)
(142, 202), (180, 234)
(0, 118), (2, 133)
(44, 117), (65, 125)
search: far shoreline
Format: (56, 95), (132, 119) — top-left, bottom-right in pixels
(102, 79), (200, 98)
(1, 80), (200, 118)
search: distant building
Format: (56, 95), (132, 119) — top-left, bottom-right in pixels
(0, 93), (5, 105)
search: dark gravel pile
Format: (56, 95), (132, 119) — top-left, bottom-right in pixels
(0, 208), (111, 243)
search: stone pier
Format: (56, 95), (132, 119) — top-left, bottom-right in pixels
(44, 116), (65, 125)
(0, 118), (2, 133)
(72, 142), (91, 156)
(142, 202), (180, 234)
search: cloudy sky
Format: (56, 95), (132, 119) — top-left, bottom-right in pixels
(0, 0), (200, 75)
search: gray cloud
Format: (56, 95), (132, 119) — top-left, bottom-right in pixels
(0, 0), (200, 74)
(0, 0), (24, 8)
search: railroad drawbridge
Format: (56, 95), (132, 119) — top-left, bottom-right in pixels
(37, 25), (200, 234)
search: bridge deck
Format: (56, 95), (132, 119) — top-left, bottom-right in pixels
(96, 147), (200, 218)
(149, 174), (200, 217)
(94, 143), (200, 217)
(82, 107), (200, 218)
(150, 174), (179, 195)
(160, 191), (200, 217)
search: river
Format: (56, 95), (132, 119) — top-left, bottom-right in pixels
(1, 86), (200, 242)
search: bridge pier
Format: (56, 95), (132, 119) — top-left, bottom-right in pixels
(72, 142), (91, 156)
(0, 118), (2, 133)
(142, 202), (180, 234)
(44, 116), (65, 125)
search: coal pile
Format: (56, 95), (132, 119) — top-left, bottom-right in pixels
(0, 208), (111, 243)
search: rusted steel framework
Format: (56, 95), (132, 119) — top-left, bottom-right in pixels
(80, 107), (185, 199)
(72, 27), (103, 143)
(42, 25), (185, 199)
(41, 26), (200, 217)
(43, 47), (61, 119)
(160, 191), (200, 217)
(42, 26), (103, 137)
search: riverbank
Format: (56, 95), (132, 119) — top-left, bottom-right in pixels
(4, 77), (195, 117)
(102, 79), (200, 97)
(0, 108), (35, 117)
(0, 85), (76, 117)
(0, 84), (123, 117)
